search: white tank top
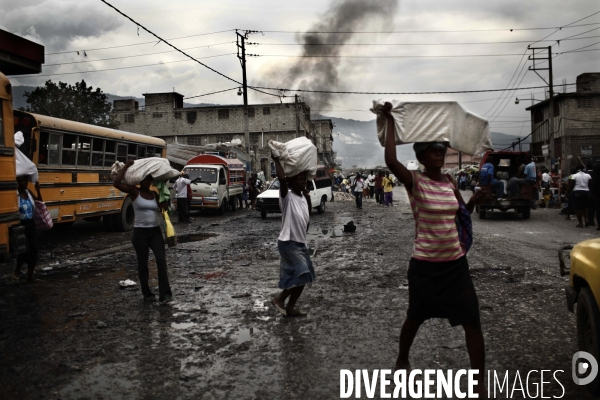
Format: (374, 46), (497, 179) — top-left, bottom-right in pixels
(133, 193), (159, 228)
(278, 191), (309, 243)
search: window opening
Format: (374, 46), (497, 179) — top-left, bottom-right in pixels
(62, 134), (77, 165)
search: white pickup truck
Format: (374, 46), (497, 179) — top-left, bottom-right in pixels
(177, 154), (245, 215)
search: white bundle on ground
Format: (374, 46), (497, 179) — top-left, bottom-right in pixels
(15, 131), (39, 182)
(371, 100), (493, 156)
(111, 157), (180, 185)
(268, 137), (318, 180)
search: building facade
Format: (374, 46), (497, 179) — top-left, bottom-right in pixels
(527, 73), (600, 174)
(444, 148), (482, 169)
(112, 92), (335, 174)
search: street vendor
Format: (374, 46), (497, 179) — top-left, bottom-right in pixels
(381, 102), (486, 396)
(270, 153), (316, 317)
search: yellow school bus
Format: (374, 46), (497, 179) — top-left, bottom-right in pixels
(13, 110), (167, 232)
(0, 73), (26, 261)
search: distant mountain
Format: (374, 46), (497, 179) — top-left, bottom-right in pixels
(12, 85), (530, 169)
(312, 114), (531, 169)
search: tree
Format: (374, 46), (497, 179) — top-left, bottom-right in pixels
(22, 80), (119, 128)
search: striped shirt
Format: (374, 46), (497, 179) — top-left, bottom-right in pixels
(408, 171), (464, 262)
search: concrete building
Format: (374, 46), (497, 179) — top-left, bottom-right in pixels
(112, 92), (335, 174)
(444, 148), (482, 169)
(526, 72), (600, 174)
(311, 119), (334, 166)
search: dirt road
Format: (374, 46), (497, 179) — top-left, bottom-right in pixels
(1, 187), (598, 399)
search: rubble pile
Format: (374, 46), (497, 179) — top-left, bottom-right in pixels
(334, 192), (356, 201)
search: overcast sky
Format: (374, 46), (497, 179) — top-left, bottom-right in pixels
(2, 0), (599, 148)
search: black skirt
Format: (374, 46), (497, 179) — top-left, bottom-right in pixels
(407, 256), (480, 327)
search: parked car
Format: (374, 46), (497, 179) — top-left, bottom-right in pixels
(256, 167), (333, 219)
(559, 238), (600, 394)
(476, 150), (535, 219)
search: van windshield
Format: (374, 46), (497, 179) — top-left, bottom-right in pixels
(185, 167), (217, 183)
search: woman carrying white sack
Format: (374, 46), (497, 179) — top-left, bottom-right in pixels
(268, 137), (317, 317)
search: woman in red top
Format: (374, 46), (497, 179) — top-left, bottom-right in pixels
(382, 102), (486, 396)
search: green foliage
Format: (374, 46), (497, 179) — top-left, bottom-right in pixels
(22, 80), (119, 128)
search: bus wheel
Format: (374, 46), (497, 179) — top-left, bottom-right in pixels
(218, 199), (227, 216)
(113, 197), (134, 232)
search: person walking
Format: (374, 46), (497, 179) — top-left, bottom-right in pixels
(383, 171), (393, 206)
(590, 161), (600, 229)
(341, 177), (349, 194)
(270, 153), (315, 317)
(362, 174), (371, 199)
(173, 173), (191, 223)
(353, 174), (364, 209)
(242, 178), (250, 209)
(13, 176), (42, 282)
(586, 163), (596, 227)
(542, 169), (551, 189)
(567, 165), (592, 228)
(381, 102), (486, 397)
(249, 173), (259, 210)
(374, 170), (384, 205)
(368, 170), (376, 199)
(113, 160), (172, 303)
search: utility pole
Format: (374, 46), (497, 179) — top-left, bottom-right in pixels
(458, 151), (462, 170)
(528, 46), (554, 169)
(295, 94), (299, 138)
(237, 30), (250, 172)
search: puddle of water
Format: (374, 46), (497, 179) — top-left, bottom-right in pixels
(178, 233), (219, 244)
(233, 327), (259, 344)
(171, 322), (197, 330)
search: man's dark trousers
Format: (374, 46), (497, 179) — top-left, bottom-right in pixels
(177, 198), (189, 223)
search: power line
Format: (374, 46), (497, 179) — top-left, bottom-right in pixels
(254, 35), (600, 47)
(14, 54), (235, 78)
(44, 42), (235, 67)
(45, 29), (235, 55)
(254, 52), (534, 58)
(251, 21), (600, 34)
(100, 0), (241, 86)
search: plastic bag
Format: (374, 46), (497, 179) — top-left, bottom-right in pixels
(268, 137), (318, 180)
(33, 201), (53, 230)
(111, 158), (180, 185)
(370, 100), (493, 156)
(14, 131), (38, 182)
(163, 210), (177, 247)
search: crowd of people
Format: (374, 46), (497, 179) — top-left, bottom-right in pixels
(334, 170), (397, 208)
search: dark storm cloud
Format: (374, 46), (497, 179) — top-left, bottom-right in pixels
(1, 0), (124, 50)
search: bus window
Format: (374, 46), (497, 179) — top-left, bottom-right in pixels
(117, 143), (127, 163)
(128, 143), (137, 158)
(92, 138), (104, 166)
(39, 131), (48, 164)
(48, 133), (60, 164)
(104, 140), (116, 167)
(77, 136), (91, 166)
(137, 146), (146, 158)
(62, 134), (77, 165)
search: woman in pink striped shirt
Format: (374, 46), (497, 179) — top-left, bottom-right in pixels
(382, 102), (486, 395)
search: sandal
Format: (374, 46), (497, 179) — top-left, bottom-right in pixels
(11, 274), (20, 282)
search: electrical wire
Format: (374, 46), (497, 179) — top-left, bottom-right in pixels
(44, 42), (235, 67)
(13, 54), (236, 78)
(253, 53), (533, 58)
(251, 21), (600, 34)
(45, 29), (235, 55)
(100, 0), (241, 86)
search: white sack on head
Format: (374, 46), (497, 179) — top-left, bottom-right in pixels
(370, 100), (493, 156)
(111, 157), (180, 185)
(268, 137), (318, 180)
(14, 131), (38, 182)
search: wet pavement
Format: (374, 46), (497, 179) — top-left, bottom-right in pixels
(1, 187), (599, 399)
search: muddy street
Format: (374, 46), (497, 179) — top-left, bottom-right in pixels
(1, 187), (599, 399)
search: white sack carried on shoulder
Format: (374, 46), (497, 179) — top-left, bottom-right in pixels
(14, 131), (39, 182)
(111, 157), (180, 185)
(268, 137), (318, 180)
(371, 100), (493, 156)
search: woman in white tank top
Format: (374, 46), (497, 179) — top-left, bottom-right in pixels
(113, 160), (172, 303)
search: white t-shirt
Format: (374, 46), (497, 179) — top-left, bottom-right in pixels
(368, 174), (375, 187)
(573, 171), (592, 191)
(278, 191), (309, 243)
(354, 178), (365, 192)
(542, 172), (551, 183)
(173, 177), (191, 198)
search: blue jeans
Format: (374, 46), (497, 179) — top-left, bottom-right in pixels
(491, 179), (505, 197)
(354, 191), (363, 208)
